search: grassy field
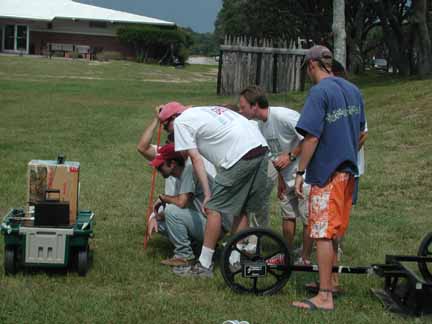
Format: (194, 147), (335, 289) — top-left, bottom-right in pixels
(0, 56), (431, 324)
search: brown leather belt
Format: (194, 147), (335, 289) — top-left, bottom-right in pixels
(241, 146), (268, 160)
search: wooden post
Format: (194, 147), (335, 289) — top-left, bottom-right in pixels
(219, 35), (307, 95)
(217, 49), (223, 95)
(256, 52), (262, 85)
(272, 53), (278, 93)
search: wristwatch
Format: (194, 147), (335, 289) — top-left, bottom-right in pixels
(296, 170), (305, 176)
(288, 152), (297, 162)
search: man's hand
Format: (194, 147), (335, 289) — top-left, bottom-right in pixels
(277, 173), (287, 200)
(153, 199), (165, 214)
(155, 105), (164, 118)
(201, 192), (211, 215)
(147, 216), (158, 238)
(295, 174), (305, 199)
(159, 194), (167, 204)
(273, 152), (291, 171)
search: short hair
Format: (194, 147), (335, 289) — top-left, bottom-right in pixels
(331, 59), (347, 78)
(166, 157), (185, 168)
(240, 85), (269, 109)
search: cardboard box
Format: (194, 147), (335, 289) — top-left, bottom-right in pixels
(28, 160), (80, 225)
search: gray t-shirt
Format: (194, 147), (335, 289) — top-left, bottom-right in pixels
(258, 106), (303, 185)
(174, 163), (214, 212)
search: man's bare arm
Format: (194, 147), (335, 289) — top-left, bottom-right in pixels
(295, 134), (319, 198)
(359, 131), (368, 150)
(159, 193), (192, 209)
(297, 135), (319, 172)
(187, 148), (211, 212)
(137, 106), (163, 161)
(273, 142), (303, 170)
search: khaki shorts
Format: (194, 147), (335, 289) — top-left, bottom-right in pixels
(207, 155), (270, 231)
(279, 186), (310, 225)
(268, 163), (310, 225)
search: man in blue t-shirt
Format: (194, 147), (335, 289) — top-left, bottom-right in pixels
(292, 45), (366, 311)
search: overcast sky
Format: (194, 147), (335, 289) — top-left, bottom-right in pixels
(78, 0), (223, 33)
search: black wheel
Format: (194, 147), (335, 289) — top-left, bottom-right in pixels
(77, 246), (89, 277)
(220, 228), (292, 295)
(418, 232), (432, 282)
(4, 246), (18, 275)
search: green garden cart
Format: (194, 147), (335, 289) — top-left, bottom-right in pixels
(1, 208), (94, 276)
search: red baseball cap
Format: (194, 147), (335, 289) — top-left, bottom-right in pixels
(150, 143), (184, 168)
(158, 101), (186, 123)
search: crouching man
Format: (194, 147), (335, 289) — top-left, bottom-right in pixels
(147, 143), (214, 273)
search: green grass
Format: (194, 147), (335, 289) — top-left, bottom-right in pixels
(0, 56), (431, 323)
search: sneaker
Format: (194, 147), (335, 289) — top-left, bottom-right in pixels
(160, 256), (192, 267)
(266, 253), (285, 266)
(294, 257), (311, 266)
(175, 261), (213, 278)
(172, 264), (192, 275)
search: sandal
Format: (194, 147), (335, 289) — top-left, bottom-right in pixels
(292, 299), (334, 311)
(305, 281), (344, 296)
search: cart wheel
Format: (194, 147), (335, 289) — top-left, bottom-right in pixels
(77, 247), (89, 277)
(4, 247), (18, 275)
(418, 232), (432, 282)
(220, 228), (292, 295)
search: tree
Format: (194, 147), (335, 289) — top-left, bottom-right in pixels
(333, 0), (347, 67)
(345, 0), (381, 73)
(214, 0), (432, 75)
(215, 0), (304, 45)
(117, 26), (191, 64)
(372, 0), (412, 75)
(410, 0), (432, 75)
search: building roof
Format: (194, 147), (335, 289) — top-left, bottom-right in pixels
(0, 0), (174, 26)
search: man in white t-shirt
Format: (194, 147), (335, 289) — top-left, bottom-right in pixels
(239, 85), (313, 264)
(158, 102), (270, 277)
(137, 108), (215, 267)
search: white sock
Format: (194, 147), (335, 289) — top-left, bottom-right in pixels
(199, 246), (214, 269)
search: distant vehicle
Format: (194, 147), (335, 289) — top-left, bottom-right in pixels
(373, 58), (387, 71)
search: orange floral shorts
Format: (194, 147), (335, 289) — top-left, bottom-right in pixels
(308, 172), (355, 239)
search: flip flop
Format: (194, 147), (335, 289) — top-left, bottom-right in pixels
(305, 281), (344, 296)
(292, 299), (334, 311)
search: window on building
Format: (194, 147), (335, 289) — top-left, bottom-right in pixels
(89, 21), (107, 28)
(4, 25), (15, 50)
(16, 25), (27, 50)
(3, 24), (28, 52)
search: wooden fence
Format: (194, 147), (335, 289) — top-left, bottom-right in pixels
(217, 36), (307, 95)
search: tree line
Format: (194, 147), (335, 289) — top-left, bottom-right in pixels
(215, 0), (432, 76)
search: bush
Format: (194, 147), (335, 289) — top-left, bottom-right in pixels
(95, 51), (123, 61)
(117, 25), (192, 64)
(177, 47), (190, 64)
(70, 51), (81, 59)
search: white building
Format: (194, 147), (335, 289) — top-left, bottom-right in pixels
(0, 0), (174, 57)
